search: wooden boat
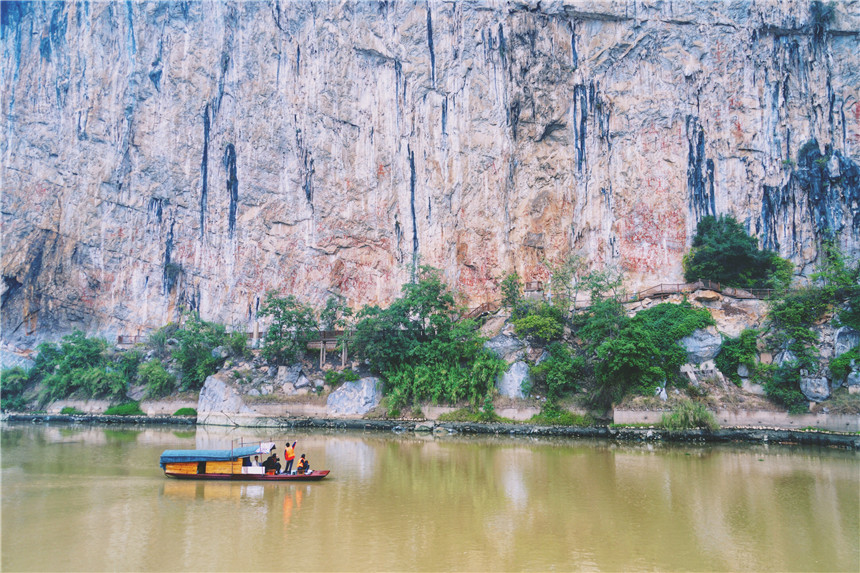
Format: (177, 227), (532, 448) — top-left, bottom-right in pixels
(159, 441), (329, 481)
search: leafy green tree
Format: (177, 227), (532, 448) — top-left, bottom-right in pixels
(352, 266), (504, 412)
(1, 366), (30, 411)
(258, 292), (318, 365)
(172, 313), (230, 390)
(811, 239), (860, 331)
(683, 215), (792, 289)
(546, 255), (587, 314)
(573, 298), (628, 355)
(500, 271), (522, 311)
(320, 295), (354, 330)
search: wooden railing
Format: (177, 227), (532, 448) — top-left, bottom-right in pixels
(629, 280), (775, 302)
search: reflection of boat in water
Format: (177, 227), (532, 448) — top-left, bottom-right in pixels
(159, 441), (329, 481)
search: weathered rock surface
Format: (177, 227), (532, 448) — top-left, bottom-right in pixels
(680, 326), (722, 364)
(484, 334), (526, 364)
(497, 361), (530, 399)
(800, 374), (830, 402)
(834, 327), (860, 357)
(1, 1), (858, 350)
(197, 372), (260, 425)
(326, 377), (382, 416)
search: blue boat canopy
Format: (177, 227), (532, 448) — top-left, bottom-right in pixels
(160, 442), (275, 468)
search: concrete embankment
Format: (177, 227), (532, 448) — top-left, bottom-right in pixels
(3, 413), (858, 449)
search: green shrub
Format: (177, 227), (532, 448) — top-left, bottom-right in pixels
(528, 406), (593, 426)
(148, 323), (178, 357)
(32, 331), (126, 403)
(760, 362), (809, 414)
(115, 349), (143, 386)
(715, 329), (759, 386)
(319, 295), (354, 330)
(138, 359), (176, 398)
(172, 407), (197, 417)
(591, 302), (713, 406)
(60, 406), (85, 415)
(78, 366), (128, 399)
(512, 302), (564, 344)
(660, 399), (719, 431)
(227, 331), (250, 359)
(530, 342), (585, 403)
(829, 348), (860, 385)
(436, 406), (513, 424)
(104, 401), (145, 416)
(324, 369), (360, 386)
(384, 350), (504, 411)
(683, 214), (791, 289)
(1, 366), (30, 411)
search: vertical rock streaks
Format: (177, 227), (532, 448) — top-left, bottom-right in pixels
(223, 143), (238, 239)
(200, 104), (210, 238)
(0, 1), (858, 345)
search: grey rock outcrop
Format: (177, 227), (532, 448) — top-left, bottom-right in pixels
(197, 372), (259, 426)
(680, 327), (722, 364)
(800, 375), (830, 402)
(484, 335), (526, 364)
(326, 377), (382, 416)
(497, 361), (530, 399)
(2, 1), (858, 349)
(834, 327), (859, 357)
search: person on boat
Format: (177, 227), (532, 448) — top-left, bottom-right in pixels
(263, 452), (281, 474)
(251, 456), (261, 467)
(297, 454), (310, 474)
(283, 441), (297, 474)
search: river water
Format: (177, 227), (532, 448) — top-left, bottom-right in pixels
(1, 422), (857, 572)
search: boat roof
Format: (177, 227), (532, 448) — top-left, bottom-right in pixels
(160, 442), (275, 466)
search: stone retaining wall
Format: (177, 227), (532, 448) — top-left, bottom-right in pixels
(4, 414), (857, 449)
(613, 409), (860, 433)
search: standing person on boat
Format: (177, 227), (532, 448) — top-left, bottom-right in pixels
(283, 441), (297, 474)
(297, 454), (310, 474)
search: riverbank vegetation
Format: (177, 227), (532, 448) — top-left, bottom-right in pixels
(2, 224), (858, 425)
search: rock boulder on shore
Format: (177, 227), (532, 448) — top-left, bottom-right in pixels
(326, 378), (382, 417)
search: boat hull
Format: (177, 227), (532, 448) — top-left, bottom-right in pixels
(163, 470), (330, 481)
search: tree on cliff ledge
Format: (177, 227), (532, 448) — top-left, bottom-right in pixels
(683, 215), (792, 290)
(258, 292), (318, 365)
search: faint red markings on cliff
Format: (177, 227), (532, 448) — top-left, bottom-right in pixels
(712, 40), (728, 64)
(377, 164), (387, 178)
(618, 200), (686, 275)
(732, 118), (744, 141)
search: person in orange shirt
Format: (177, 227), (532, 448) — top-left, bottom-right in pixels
(283, 440), (297, 474)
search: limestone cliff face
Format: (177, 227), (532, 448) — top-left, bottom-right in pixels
(2, 0), (859, 348)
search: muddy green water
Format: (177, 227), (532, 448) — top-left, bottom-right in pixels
(1, 422), (858, 572)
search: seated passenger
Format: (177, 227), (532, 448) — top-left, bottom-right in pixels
(263, 453), (281, 474)
(251, 456), (261, 467)
(297, 454), (310, 474)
